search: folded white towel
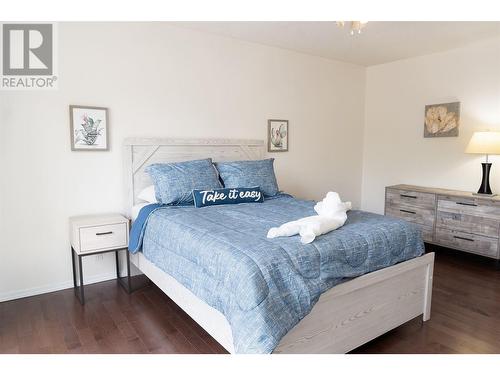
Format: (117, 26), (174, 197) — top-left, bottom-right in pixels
(313, 192), (352, 217)
(267, 192), (351, 244)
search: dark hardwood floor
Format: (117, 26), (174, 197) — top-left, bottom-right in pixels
(1, 245), (499, 354)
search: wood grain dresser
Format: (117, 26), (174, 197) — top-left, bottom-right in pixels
(385, 184), (500, 263)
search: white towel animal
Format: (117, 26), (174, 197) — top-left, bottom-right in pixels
(267, 192), (352, 244)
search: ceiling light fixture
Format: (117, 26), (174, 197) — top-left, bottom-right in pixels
(336, 21), (368, 35)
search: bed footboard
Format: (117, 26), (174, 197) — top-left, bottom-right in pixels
(130, 251), (434, 354)
(274, 252), (435, 353)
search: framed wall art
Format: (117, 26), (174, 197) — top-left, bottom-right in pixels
(268, 119), (288, 152)
(70, 105), (109, 151)
(424, 102), (460, 138)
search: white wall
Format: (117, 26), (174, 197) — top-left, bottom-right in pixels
(361, 37), (500, 214)
(0, 23), (366, 301)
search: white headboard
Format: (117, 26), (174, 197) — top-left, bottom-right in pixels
(123, 137), (265, 215)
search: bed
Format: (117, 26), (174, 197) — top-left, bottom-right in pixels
(123, 137), (435, 354)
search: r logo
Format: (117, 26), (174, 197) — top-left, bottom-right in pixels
(2, 24), (53, 75)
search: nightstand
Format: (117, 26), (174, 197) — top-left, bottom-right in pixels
(69, 213), (132, 304)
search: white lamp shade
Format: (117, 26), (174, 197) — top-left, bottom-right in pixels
(465, 131), (500, 155)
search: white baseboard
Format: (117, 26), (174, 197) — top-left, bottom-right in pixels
(0, 272), (118, 303)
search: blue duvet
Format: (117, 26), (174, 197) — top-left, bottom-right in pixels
(129, 195), (424, 353)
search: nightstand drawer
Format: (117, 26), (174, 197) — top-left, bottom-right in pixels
(79, 223), (128, 252)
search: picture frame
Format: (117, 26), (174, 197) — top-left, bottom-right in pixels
(70, 105), (109, 151)
(424, 101), (460, 138)
(268, 119), (289, 152)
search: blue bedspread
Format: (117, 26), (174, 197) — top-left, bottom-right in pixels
(129, 195), (424, 353)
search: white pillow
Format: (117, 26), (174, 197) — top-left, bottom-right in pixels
(138, 185), (157, 203)
(131, 203), (150, 222)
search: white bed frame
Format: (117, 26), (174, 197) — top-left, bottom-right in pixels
(123, 137), (435, 354)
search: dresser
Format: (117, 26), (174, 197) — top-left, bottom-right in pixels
(385, 184), (500, 262)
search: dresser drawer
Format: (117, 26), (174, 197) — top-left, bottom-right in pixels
(436, 210), (499, 238)
(414, 224), (434, 243)
(437, 195), (500, 220)
(434, 228), (499, 259)
(385, 203), (435, 227)
(386, 188), (436, 209)
(79, 223), (128, 253)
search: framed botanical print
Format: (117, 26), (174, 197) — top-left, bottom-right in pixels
(268, 119), (288, 152)
(70, 105), (109, 151)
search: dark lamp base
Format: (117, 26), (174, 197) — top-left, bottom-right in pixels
(477, 162), (493, 195)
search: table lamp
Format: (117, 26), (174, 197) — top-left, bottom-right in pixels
(465, 131), (500, 196)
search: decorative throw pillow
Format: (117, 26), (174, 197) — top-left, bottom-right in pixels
(215, 159), (279, 197)
(146, 158), (222, 205)
(192, 187), (264, 208)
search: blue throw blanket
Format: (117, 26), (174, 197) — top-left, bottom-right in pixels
(129, 195), (424, 353)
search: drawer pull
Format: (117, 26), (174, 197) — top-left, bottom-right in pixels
(400, 209), (416, 214)
(400, 194), (417, 199)
(456, 202), (477, 207)
(453, 235), (474, 242)
(96, 231), (113, 236)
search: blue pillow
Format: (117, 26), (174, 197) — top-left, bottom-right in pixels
(193, 187), (264, 208)
(215, 159), (279, 197)
(146, 158), (222, 205)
